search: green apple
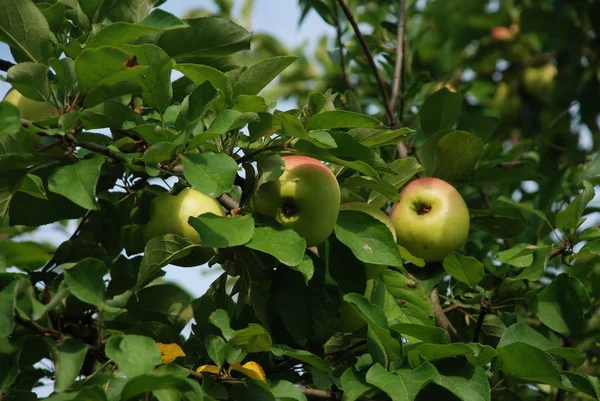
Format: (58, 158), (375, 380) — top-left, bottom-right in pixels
(337, 279), (374, 333)
(340, 202), (396, 278)
(523, 63), (557, 100)
(390, 178), (469, 262)
(252, 155), (341, 247)
(144, 188), (225, 244)
(3, 89), (58, 121)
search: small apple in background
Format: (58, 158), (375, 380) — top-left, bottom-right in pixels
(390, 178), (469, 262)
(523, 63), (557, 100)
(3, 89), (58, 121)
(337, 279), (374, 333)
(340, 202), (397, 278)
(144, 188), (225, 243)
(252, 155), (341, 247)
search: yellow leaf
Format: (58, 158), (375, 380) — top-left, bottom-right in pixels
(156, 342), (185, 364)
(196, 364), (221, 375)
(230, 361), (267, 382)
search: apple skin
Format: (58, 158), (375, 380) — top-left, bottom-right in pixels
(3, 89), (58, 121)
(252, 155), (341, 247)
(337, 279), (374, 333)
(390, 178), (469, 262)
(144, 188), (225, 244)
(340, 202), (397, 278)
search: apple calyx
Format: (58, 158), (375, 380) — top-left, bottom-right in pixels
(413, 203), (432, 215)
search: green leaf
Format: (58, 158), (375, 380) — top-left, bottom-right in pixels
(289, 255), (315, 284)
(137, 234), (197, 289)
(344, 293), (402, 366)
(49, 57), (76, 96)
(497, 342), (566, 389)
(457, 115), (498, 142)
(555, 181), (595, 229)
(48, 156), (104, 210)
(188, 214), (254, 248)
(434, 130), (484, 181)
(63, 258), (120, 313)
(0, 279), (18, 338)
(368, 158), (424, 208)
(0, 241), (53, 271)
(175, 63), (231, 101)
(74, 46), (148, 96)
(129, 284), (193, 331)
(343, 176), (399, 202)
(155, 16), (251, 61)
(189, 110), (258, 146)
(307, 111), (385, 130)
(393, 362), (439, 401)
(7, 62), (50, 101)
(0, 0), (52, 63)
(229, 324), (272, 353)
(205, 335), (227, 368)
(18, 173), (47, 200)
(248, 112), (281, 140)
(209, 309), (235, 340)
(121, 373), (204, 400)
(52, 339), (88, 392)
(255, 154), (285, 187)
(419, 89), (463, 137)
(0, 101), (21, 135)
(142, 142), (177, 163)
(377, 270), (435, 327)
(442, 253), (484, 287)
(181, 152), (237, 198)
(497, 196), (551, 226)
(270, 380), (307, 401)
(246, 226), (306, 266)
(340, 368), (373, 401)
(87, 9), (188, 48)
(407, 343), (496, 366)
(233, 56), (298, 97)
(105, 335), (162, 377)
(432, 359), (490, 401)
(233, 95), (270, 113)
(360, 127), (414, 147)
(389, 323), (450, 344)
(275, 110), (337, 149)
(531, 273), (592, 334)
(230, 380), (275, 401)
(271, 344), (327, 372)
(365, 363), (409, 401)
(335, 210), (402, 267)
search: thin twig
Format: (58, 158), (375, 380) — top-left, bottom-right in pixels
(390, 0), (406, 113)
(218, 194), (239, 211)
(15, 314), (67, 341)
(331, 0), (349, 92)
(336, 0), (395, 127)
(473, 298), (492, 343)
(430, 288), (465, 342)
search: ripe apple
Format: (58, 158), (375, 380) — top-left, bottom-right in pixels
(144, 188), (225, 244)
(3, 89), (58, 121)
(390, 178), (469, 262)
(340, 202), (397, 278)
(252, 155), (341, 247)
(337, 279), (374, 333)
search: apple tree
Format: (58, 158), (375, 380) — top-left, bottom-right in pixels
(0, 0), (599, 400)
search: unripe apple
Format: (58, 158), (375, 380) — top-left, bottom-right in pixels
(337, 279), (374, 333)
(390, 178), (469, 262)
(340, 202), (396, 278)
(144, 188), (225, 244)
(252, 155), (341, 247)
(523, 63), (557, 100)
(3, 89), (58, 121)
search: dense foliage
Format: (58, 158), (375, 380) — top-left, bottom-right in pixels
(0, 0), (599, 400)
